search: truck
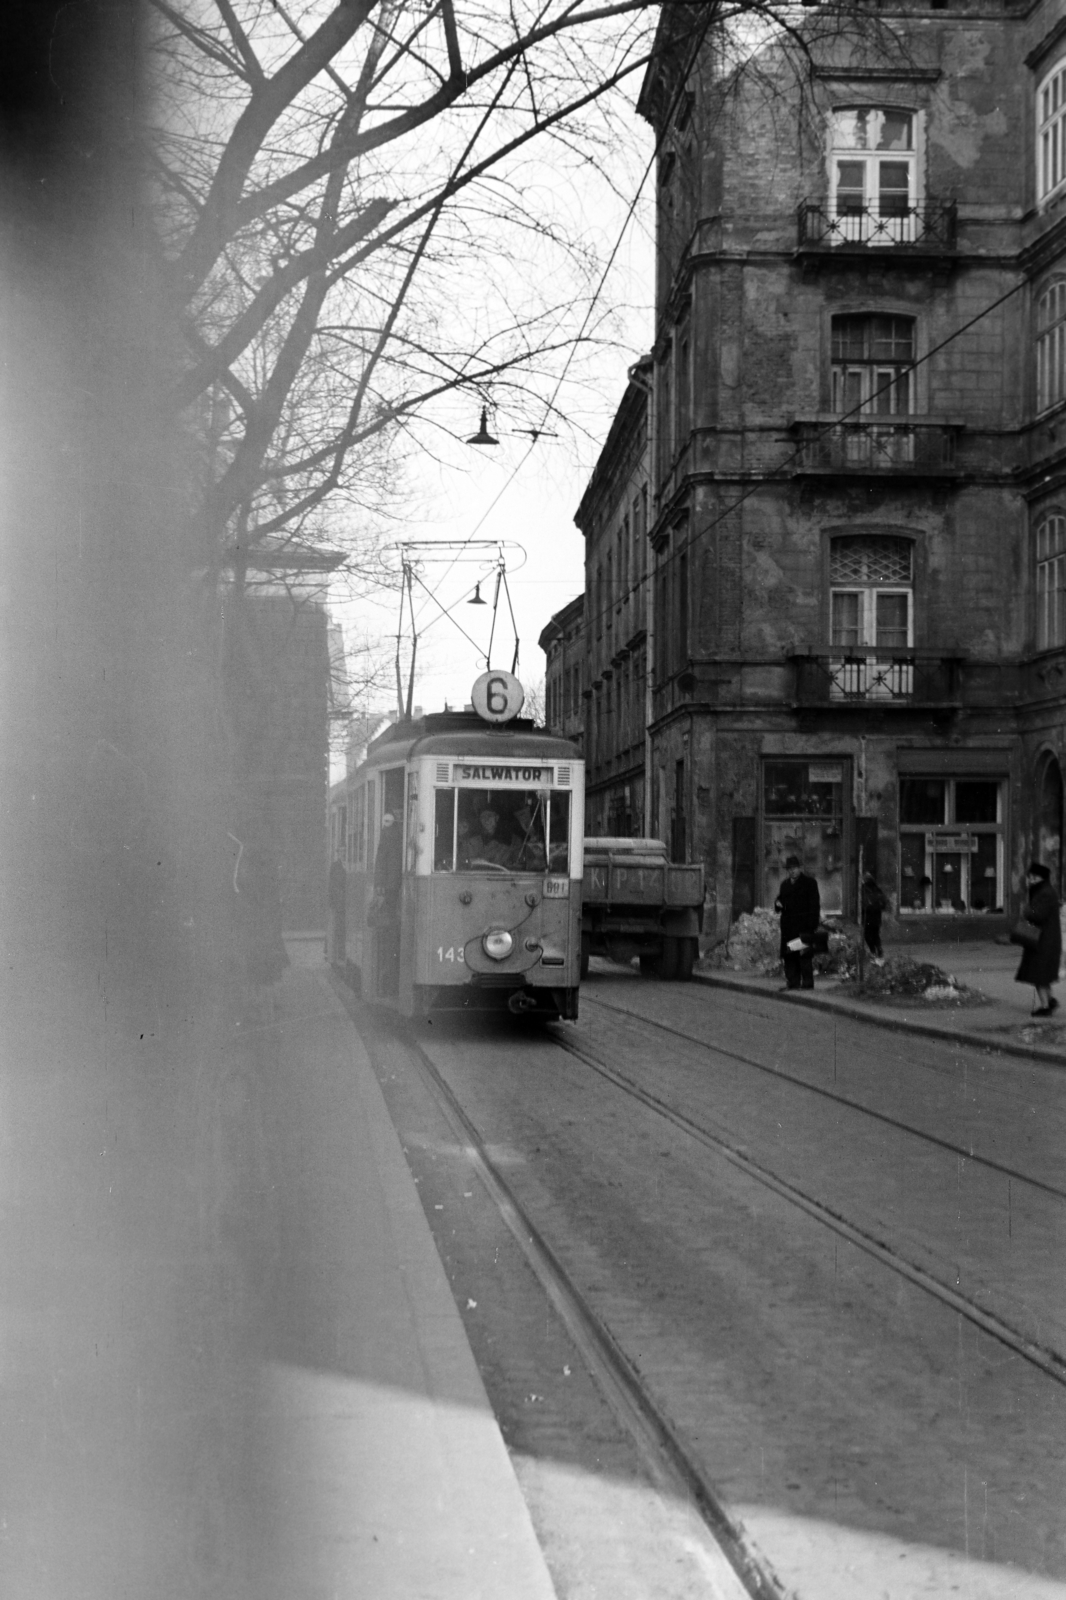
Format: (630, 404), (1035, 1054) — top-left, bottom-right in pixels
(580, 837), (705, 981)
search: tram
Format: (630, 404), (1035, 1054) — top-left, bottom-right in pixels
(329, 674), (584, 1020)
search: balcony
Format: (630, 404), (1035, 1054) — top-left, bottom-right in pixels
(790, 649), (964, 710)
(796, 200), (957, 263)
(790, 418), (959, 476)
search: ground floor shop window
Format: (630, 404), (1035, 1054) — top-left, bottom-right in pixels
(898, 777), (1005, 913)
(762, 758), (847, 913)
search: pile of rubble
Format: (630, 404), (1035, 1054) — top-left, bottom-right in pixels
(839, 952), (971, 1002)
(708, 908), (783, 976)
(708, 913), (976, 1002)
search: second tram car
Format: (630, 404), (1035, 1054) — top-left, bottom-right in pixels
(330, 706), (584, 1020)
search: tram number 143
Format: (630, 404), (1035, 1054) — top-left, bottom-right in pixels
(437, 945), (466, 964)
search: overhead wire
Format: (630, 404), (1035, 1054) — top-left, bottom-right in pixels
(409, 7), (720, 635)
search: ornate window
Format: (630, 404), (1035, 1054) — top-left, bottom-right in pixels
(832, 315), (915, 414)
(1036, 511), (1066, 650)
(1038, 62), (1066, 203)
(830, 535), (913, 650)
(831, 315), (916, 466)
(1036, 279), (1066, 413)
(828, 108), (919, 242)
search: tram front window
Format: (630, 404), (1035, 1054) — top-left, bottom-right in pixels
(433, 787), (569, 872)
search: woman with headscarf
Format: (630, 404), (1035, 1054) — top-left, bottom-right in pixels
(1013, 861), (1061, 1016)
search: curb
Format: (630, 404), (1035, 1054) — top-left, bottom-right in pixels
(692, 969), (1066, 1069)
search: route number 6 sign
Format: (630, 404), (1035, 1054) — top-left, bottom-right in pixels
(471, 669), (525, 724)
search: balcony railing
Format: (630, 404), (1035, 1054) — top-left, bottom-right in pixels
(797, 200), (957, 253)
(791, 649), (963, 708)
(791, 419), (959, 474)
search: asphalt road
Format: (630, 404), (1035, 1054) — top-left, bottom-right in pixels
(357, 966), (1066, 1600)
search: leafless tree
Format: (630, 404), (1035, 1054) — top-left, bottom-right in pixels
(147, 1), (906, 583)
(146, 0), (686, 581)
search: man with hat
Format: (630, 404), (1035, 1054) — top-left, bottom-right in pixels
(775, 855), (821, 991)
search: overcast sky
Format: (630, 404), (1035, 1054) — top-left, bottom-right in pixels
(327, 102), (655, 747)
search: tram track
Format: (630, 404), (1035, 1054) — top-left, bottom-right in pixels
(338, 973), (1066, 1597)
(387, 1015), (786, 1600)
(581, 991), (1066, 1205)
(563, 996), (1066, 1389)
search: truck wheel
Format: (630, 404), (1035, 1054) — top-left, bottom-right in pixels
(658, 938), (680, 980)
(676, 937), (697, 981)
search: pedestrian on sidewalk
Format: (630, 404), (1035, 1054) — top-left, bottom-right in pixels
(328, 853), (347, 966)
(861, 870), (888, 959)
(1013, 861), (1061, 1017)
(775, 855), (820, 990)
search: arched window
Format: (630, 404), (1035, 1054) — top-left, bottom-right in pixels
(1038, 62), (1066, 202)
(828, 107), (918, 242)
(1036, 511), (1066, 650)
(1036, 280), (1066, 412)
(830, 534), (913, 649)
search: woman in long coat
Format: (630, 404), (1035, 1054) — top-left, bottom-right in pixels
(1014, 861), (1062, 1016)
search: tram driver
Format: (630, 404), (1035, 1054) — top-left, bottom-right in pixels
(460, 806), (513, 868)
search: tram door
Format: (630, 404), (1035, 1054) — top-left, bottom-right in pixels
(371, 765), (406, 998)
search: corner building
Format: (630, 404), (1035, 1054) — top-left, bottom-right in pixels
(632, 0), (1066, 940)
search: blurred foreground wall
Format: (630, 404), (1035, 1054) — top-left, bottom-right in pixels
(0, 5), (259, 1593)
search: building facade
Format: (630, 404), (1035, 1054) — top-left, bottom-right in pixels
(540, 593), (587, 756)
(611, 0), (1066, 939)
(572, 362), (652, 838)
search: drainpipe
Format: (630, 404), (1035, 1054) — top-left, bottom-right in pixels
(628, 356), (656, 838)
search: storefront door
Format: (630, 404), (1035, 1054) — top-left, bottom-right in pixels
(762, 759), (850, 914)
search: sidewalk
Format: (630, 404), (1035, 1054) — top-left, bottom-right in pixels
(251, 940), (557, 1600)
(696, 939), (1066, 1066)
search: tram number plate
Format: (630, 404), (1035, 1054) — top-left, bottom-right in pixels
(436, 945), (466, 963)
(542, 876), (569, 899)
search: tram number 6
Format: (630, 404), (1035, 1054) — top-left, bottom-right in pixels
(437, 945), (465, 963)
(471, 668), (524, 724)
(486, 675), (509, 715)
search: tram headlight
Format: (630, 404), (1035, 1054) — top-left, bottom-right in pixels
(482, 929), (514, 961)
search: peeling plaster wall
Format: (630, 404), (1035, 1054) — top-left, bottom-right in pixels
(636, 1), (1051, 932)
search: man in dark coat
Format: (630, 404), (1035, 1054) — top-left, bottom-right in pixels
(775, 855), (821, 990)
(861, 871), (888, 958)
(1013, 861), (1062, 1016)
(371, 813), (404, 996)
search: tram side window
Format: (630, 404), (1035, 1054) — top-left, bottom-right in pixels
(434, 788), (456, 870)
(548, 791), (570, 873)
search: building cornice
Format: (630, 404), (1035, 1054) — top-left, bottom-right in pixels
(1025, 14), (1066, 73)
(812, 65), (942, 83)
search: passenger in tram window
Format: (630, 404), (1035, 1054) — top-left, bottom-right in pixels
(372, 812), (403, 912)
(463, 807), (512, 868)
(509, 796), (547, 870)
